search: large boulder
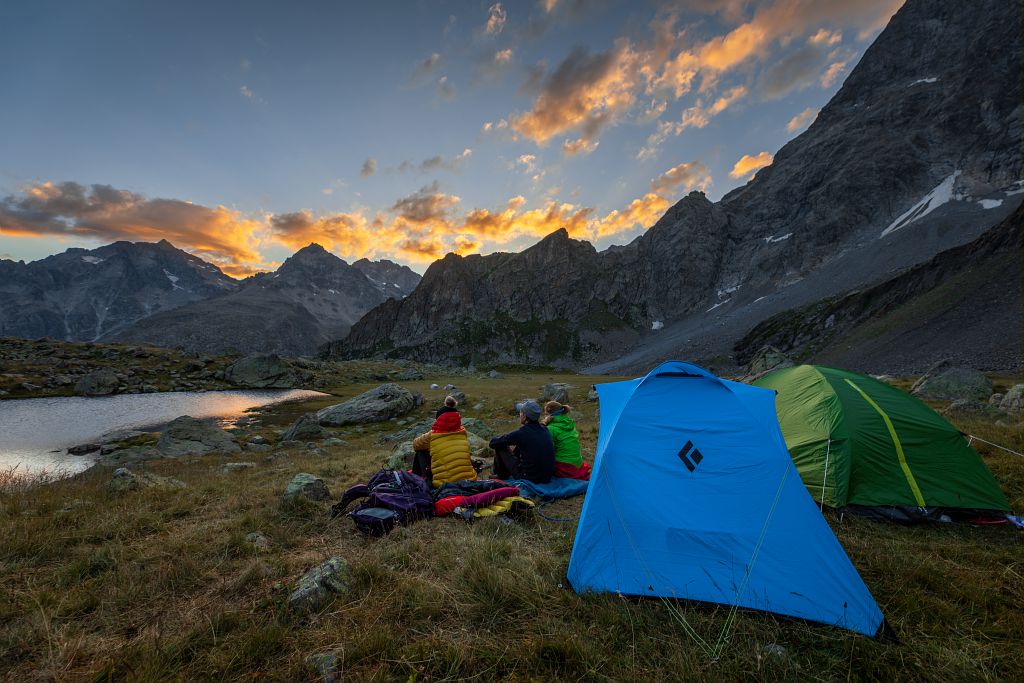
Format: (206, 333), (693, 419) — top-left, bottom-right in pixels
(461, 418), (495, 439)
(999, 384), (1023, 414)
(106, 467), (187, 494)
(387, 440), (415, 469)
(911, 361), (993, 401)
(943, 399), (1003, 419)
(156, 416), (241, 456)
(74, 368), (119, 396)
(281, 412), (326, 441)
(224, 354), (298, 388)
(288, 557), (350, 613)
(317, 383), (423, 426)
(467, 432), (493, 459)
(541, 383), (572, 403)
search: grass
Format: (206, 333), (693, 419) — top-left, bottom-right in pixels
(0, 369), (1022, 681)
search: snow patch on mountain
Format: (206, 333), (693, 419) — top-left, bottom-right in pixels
(881, 170), (960, 238)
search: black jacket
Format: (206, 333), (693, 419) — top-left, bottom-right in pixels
(489, 422), (556, 483)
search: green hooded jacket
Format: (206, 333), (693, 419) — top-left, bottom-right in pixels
(546, 413), (582, 467)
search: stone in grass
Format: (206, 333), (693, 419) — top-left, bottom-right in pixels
(999, 384), (1023, 414)
(461, 418), (495, 439)
(387, 441), (415, 470)
(282, 473), (331, 504)
(246, 531), (270, 551)
(288, 557), (350, 613)
(222, 461), (257, 473)
(305, 651), (340, 683)
(281, 412), (326, 442)
(75, 368), (120, 396)
(541, 383), (571, 403)
(317, 383), (423, 426)
(911, 361), (993, 401)
(106, 467), (187, 494)
(322, 437), (348, 448)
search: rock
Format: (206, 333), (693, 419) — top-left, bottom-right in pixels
(74, 368), (119, 396)
(282, 473), (331, 504)
(317, 383), (422, 426)
(21, 382), (42, 391)
(541, 383), (572, 403)
(142, 384), (159, 393)
(763, 643), (787, 658)
(430, 383), (440, 390)
(67, 443), (101, 456)
(156, 416), (241, 456)
(222, 461), (257, 473)
(487, 370), (504, 379)
(250, 435), (270, 445)
(467, 432), (493, 459)
(98, 445), (162, 466)
(380, 419), (433, 444)
(305, 651), (340, 683)
(281, 412), (326, 442)
(587, 389), (599, 401)
(322, 437), (348, 448)
(246, 531), (270, 551)
(999, 384), (1023, 414)
(911, 362), (993, 401)
(224, 354), (298, 388)
(989, 393), (1004, 406)
(461, 418), (495, 439)
(387, 441), (415, 469)
(246, 443), (272, 453)
(106, 467), (186, 493)
(276, 439), (303, 450)
(943, 399), (1003, 418)
(397, 368), (423, 381)
(287, 557), (350, 613)
(449, 389), (467, 405)
(472, 402), (484, 410)
(444, 383), (456, 390)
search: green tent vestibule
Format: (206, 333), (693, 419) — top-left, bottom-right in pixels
(754, 365), (1009, 513)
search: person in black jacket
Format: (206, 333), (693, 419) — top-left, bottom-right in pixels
(489, 399), (556, 483)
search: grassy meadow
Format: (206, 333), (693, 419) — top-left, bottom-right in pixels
(1, 370), (1022, 681)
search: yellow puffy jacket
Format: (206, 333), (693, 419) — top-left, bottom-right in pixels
(412, 427), (476, 485)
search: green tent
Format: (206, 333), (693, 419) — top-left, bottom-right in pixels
(753, 365), (1009, 512)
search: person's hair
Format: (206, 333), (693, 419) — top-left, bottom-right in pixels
(544, 400), (570, 415)
(444, 395), (458, 408)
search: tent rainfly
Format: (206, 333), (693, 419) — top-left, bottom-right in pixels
(568, 361), (885, 639)
(753, 365), (1010, 514)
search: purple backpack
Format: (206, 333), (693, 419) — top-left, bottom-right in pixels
(331, 469), (434, 536)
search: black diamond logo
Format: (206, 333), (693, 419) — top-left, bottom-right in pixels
(678, 440), (704, 472)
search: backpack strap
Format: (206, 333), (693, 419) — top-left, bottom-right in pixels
(331, 483), (369, 518)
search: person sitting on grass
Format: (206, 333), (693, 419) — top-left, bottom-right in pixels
(411, 396), (476, 486)
(541, 400), (591, 480)
(489, 399), (555, 484)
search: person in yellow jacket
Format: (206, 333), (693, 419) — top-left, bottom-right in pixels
(411, 396), (476, 486)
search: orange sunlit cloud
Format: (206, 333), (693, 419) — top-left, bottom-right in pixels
(729, 151), (774, 179)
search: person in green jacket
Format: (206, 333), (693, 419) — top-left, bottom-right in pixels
(542, 401), (591, 480)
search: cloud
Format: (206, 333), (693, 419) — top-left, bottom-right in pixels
(786, 106), (819, 132)
(390, 182), (461, 225)
(485, 3), (507, 35)
(502, 0), (901, 150)
(637, 84), (747, 159)
(412, 53), (442, 82)
(820, 60), (848, 87)
(561, 138), (598, 156)
(729, 151), (773, 179)
(495, 48), (513, 65)
(397, 149), (472, 174)
(239, 85), (265, 103)
(510, 42), (640, 146)
(0, 181), (263, 270)
(436, 75), (456, 99)
(649, 161), (712, 195)
(360, 158), (377, 177)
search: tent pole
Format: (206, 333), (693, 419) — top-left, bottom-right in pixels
(820, 438), (831, 512)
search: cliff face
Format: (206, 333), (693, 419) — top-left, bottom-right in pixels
(327, 0), (1022, 369)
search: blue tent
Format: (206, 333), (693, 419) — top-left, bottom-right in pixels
(567, 361), (884, 638)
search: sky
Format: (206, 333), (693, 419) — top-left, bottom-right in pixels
(0, 0), (904, 276)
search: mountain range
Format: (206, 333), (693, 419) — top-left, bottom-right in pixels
(0, 241), (419, 356)
(327, 0), (1022, 374)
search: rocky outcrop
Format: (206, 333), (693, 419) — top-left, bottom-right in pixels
(317, 383), (422, 426)
(156, 416), (241, 456)
(541, 383), (572, 403)
(911, 362), (994, 401)
(74, 368), (120, 396)
(106, 467), (187, 493)
(224, 354), (298, 388)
